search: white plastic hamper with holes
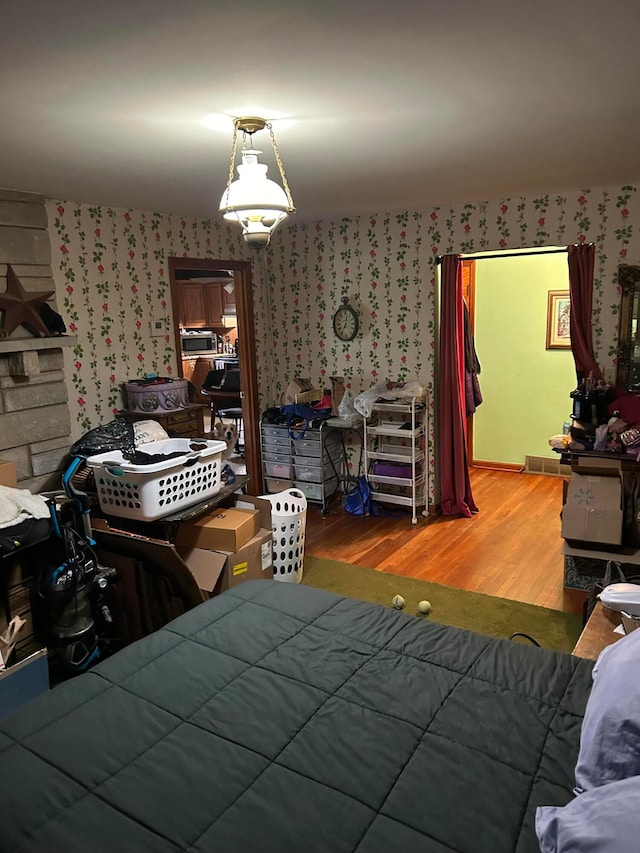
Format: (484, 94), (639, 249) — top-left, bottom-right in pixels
(259, 488), (307, 583)
(86, 438), (226, 521)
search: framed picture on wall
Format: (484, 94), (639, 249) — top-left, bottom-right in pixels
(546, 290), (571, 349)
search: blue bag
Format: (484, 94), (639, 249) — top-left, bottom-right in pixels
(280, 404), (330, 439)
(344, 476), (379, 517)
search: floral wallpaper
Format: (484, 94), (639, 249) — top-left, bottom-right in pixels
(47, 201), (254, 436)
(266, 182), (640, 497)
(48, 181), (640, 502)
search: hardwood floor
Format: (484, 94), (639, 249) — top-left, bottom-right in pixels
(304, 467), (587, 615)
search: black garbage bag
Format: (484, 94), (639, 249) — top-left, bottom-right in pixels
(68, 416), (135, 460)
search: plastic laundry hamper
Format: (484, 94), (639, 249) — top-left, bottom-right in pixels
(260, 488), (307, 583)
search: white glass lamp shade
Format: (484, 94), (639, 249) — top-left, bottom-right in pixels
(220, 149), (290, 248)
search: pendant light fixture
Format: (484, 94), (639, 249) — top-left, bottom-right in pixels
(219, 117), (295, 249)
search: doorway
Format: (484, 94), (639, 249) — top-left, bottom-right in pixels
(169, 256), (263, 493)
(463, 249), (575, 470)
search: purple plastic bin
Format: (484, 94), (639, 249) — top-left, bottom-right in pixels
(371, 460), (411, 478)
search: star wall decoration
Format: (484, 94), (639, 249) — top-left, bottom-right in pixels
(0, 265), (54, 339)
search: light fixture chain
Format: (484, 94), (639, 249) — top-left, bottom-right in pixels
(267, 123), (295, 212)
(225, 122), (239, 191)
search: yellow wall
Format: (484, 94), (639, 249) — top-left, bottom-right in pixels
(473, 253), (576, 465)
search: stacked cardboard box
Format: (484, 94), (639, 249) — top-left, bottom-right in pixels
(176, 496), (273, 596)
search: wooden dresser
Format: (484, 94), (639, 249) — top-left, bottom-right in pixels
(119, 404), (206, 438)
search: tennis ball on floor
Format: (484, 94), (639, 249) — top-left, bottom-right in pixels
(392, 594), (406, 610)
(418, 600), (432, 615)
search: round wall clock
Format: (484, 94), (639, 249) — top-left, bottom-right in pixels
(333, 296), (359, 342)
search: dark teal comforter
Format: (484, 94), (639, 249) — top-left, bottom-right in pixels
(0, 580), (594, 852)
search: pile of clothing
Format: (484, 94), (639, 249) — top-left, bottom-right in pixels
(549, 390), (640, 459)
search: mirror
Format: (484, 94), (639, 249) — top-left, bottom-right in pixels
(616, 265), (640, 391)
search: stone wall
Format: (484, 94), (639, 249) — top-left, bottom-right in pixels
(0, 189), (75, 492)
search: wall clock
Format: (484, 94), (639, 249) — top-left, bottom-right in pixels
(333, 296), (359, 342)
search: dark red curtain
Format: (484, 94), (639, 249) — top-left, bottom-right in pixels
(567, 243), (602, 380)
(438, 255), (478, 517)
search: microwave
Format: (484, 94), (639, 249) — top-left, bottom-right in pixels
(181, 333), (219, 354)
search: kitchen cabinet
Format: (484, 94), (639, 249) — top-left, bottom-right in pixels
(222, 286), (236, 314)
(180, 283), (223, 327)
(182, 356), (215, 398)
(363, 396), (428, 524)
(180, 283), (207, 327)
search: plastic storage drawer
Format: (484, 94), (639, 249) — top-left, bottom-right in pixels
(262, 450), (291, 465)
(264, 460), (293, 479)
(292, 438), (324, 457)
(265, 477), (293, 493)
(294, 457), (341, 483)
(262, 425), (290, 440)
(294, 477), (339, 501)
(262, 433), (291, 451)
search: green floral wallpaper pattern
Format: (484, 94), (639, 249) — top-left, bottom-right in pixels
(48, 201), (252, 436)
(266, 181), (640, 496)
(48, 181), (640, 499)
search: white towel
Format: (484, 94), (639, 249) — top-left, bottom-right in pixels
(0, 485), (50, 529)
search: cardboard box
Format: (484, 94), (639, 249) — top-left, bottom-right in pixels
(281, 378), (322, 406)
(219, 494), (272, 531)
(0, 459), (17, 488)
(561, 467), (623, 546)
(178, 528), (273, 595)
(176, 507), (261, 553)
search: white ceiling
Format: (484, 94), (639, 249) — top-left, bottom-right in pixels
(2, 0), (640, 224)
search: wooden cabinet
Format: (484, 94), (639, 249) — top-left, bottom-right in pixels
(179, 283), (223, 328)
(205, 285), (223, 326)
(119, 404), (206, 438)
(222, 286), (236, 314)
(180, 283), (207, 327)
(182, 357), (217, 401)
(181, 357), (196, 384)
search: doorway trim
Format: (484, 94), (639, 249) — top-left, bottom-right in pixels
(169, 256), (263, 493)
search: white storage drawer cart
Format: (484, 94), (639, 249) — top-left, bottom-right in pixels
(260, 419), (346, 514)
(363, 395), (428, 524)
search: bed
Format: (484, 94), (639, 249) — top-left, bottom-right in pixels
(0, 580), (596, 852)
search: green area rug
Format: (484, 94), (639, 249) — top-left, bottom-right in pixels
(302, 557), (583, 653)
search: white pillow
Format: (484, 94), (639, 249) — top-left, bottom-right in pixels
(574, 625), (640, 792)
(133, 420), (169, 446)
(536, 775), (640, 852)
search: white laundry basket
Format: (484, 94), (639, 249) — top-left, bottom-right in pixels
(259, 488), (307, 583)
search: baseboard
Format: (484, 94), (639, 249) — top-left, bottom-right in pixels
(471, 460), (523, 472)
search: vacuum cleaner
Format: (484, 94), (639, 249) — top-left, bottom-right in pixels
(38, 457), (116, 679)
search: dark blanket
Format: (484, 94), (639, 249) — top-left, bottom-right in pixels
(0, 581), (593, 852)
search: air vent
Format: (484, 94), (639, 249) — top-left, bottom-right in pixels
(525, 455), (571, 477)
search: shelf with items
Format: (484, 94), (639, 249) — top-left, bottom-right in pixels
(364, 396), (428, 524)
(260, 419), (346, 514)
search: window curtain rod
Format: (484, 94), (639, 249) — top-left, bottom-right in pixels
(436, 247), (568, 264)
